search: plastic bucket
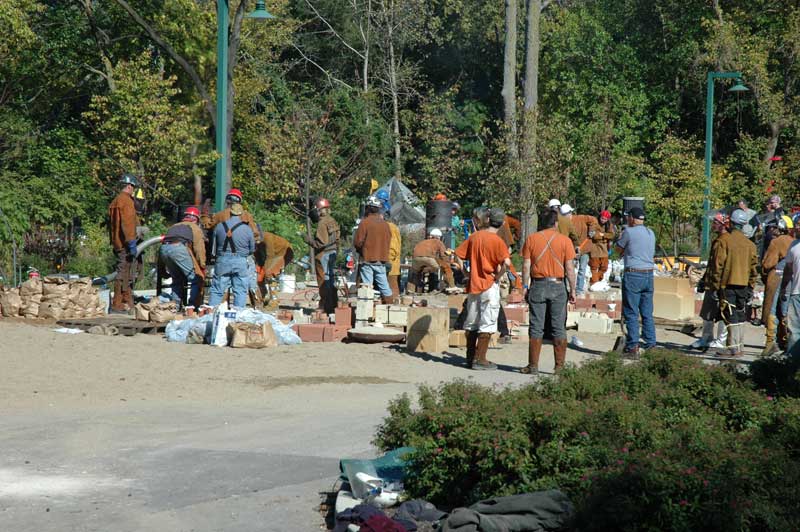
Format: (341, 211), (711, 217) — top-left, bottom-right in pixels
(278, 274), (296, 294)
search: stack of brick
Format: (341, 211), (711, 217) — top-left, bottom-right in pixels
(291, 303), (354, 342)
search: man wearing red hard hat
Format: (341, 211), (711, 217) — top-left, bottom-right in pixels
(589, 209), (616, 284)
(160, 206), (207, 309)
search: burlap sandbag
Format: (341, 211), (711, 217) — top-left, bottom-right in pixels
(228, 321), (278, 349)
(42, 277), (70, 297)
(20, 278), (43, 297)
(39, 301), (65, 320)
(42, 293), (70, 308)
(150, 306), (179, 323)
(134, 302), (150, 321)
(0, 289), (21, 317)
(21, 294), (42, 319)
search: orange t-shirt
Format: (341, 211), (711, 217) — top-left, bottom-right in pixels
(455, 230), (510, 294)
(522, 228), (576, 279)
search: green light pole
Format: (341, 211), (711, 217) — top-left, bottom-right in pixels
(702, 71), (748, 258)
(215, 1), (275, 210)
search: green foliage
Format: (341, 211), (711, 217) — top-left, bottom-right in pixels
(250, 203), (306, 260)
(67, 223), (115, 278)
(374, 350), (800, 529)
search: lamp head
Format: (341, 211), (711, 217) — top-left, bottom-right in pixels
(729, 79), (749, 93)
(247, 1), (275, 19)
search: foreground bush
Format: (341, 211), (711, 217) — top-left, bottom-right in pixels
(373, 350), (800, 531)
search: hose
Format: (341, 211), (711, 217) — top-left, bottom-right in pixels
(92, 235), (164, 286)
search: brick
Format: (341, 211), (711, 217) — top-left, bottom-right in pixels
(504, 305), (529, 325)
(334, 306), (354, 328)
(292, 323), (328, 342)
(506, 291), (524, 304)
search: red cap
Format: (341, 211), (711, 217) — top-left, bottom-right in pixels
(599, 210), (611, 220)
(226, 188), (243, 201)
(433, 193), (447, 201)
(184, 206), (200, 219)
(316, 198), (330, 209)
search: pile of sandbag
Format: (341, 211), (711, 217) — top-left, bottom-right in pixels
(38, 277), (105, 320)
(0, 288), (22, 317)
(19, 277), (42, 319)
(134, 300), (180, 323)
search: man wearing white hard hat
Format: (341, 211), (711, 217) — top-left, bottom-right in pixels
(547, 198), (562, 211)
(408, 228), (456, 292)
(556, 203), (580, 248)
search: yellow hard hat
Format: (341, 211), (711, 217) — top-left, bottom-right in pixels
(781, 215), (794, 230)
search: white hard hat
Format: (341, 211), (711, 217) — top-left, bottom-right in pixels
(429, 228), (443, 238)
(559, 204), (574, 215)
(548, 198), (562, 208)
(366, 195), (382, 208)
(730, 209), (750, 226)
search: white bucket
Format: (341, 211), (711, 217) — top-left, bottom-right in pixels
(278, 274), (296, 294)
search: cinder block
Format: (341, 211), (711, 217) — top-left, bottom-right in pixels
(504, 305), (529, 325)
(334, 305), (354, 328)
(566, 311), (581, 328)
(576, 312), (614, 334)
(407, 306), (449, 334)
(374, 304), (391, 324)
(407, 328), (449, 353)
(356, 299), (373, 321)
(653, 291), (694, 320)
(292, 309), (311, 324)
(448, 330), (500, 347)
(387, 305), (408, 326)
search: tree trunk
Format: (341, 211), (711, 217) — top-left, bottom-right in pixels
(388, 16), (402, 180)
(519, 0), (540, 241)
(502, 0), (518, 163)
(763, 121), (781, 169)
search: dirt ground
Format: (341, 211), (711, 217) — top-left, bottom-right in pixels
(0, 316), (767, 531)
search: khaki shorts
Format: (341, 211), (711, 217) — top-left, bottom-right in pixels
(464, 283), (501, 333)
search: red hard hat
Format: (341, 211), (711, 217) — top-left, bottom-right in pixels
(227, 188), (243, 201)
(184, 206), (200, 219)
(433, 193), (447, 201)
(599, 210), (611, 220)
(316, 198), (330, 209)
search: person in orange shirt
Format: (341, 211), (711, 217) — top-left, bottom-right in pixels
(520, 210), (577, 375)
(455, 207), (512, 370)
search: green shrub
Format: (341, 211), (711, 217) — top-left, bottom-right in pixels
(373, 350), (800, 530)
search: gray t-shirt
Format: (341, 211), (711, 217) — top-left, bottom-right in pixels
(784, 240), (800, 295)
(213, 215), (255, 257)
(616, 224), (655, 270)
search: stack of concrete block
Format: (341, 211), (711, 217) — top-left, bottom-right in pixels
(448, 330), (499, 348)
(576, 311), (614, 334)
(406, 306), (449, 353)
(355, 286), (374, 327)
(374, 304), (408, 327)
(652, 277), (695, 320)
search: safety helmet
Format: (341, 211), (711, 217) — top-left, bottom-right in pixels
(599, 210), (611, 221)
(366, 195), (383, 209)
(183, 206), (201, 220)
(433, 193), (448, 201)
(452, 201), (460, 210)
(559, 204), (574, 215)
(316, 198), (331, 209)
(429, 228), (443, 238)
(711, 212), (730, 225)
(226, 188), (243, 203)
(375, 189), (390, 201)
(730, 209), (750, 227)
(548, 198), (561, 209)
(793, 213), (800, 228)
(120, 173), (139, 187)
(769, 194), (782, 205)
(778, 215), (794, 231)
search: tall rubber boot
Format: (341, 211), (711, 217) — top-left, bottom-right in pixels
(554, 338), (568, 373)
(521, 338), (542, 375)
(473, 333), (496, 370)
(726, 323), (744, 357)
(465, 331), (478, 369)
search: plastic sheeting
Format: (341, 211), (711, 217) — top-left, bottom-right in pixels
(376, 178), (425, 232)
(235, 309), (302, 345)
(165, 308), (302, 345)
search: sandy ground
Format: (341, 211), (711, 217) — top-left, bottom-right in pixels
(0, 316), (767, 531)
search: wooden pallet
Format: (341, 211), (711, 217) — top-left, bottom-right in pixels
(56, 316), (168, 336)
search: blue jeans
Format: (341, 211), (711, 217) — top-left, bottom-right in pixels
(359, 262), (393, 297)
(576, 253), (590, 292)
(247, 255), (258, 292)
(786, 294), (800, 353)
(209, 254), (249, 308)
(160, 243), (201, 307)
(622, 271), (656, 350)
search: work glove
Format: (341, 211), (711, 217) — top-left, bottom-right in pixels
(126, 240), (138, 258)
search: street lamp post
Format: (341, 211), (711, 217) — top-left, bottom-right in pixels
(701, 71), (748, 258)
(214, 1), (275, 211)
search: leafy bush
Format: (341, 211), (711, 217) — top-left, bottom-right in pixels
(373, 350), (800, 530)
